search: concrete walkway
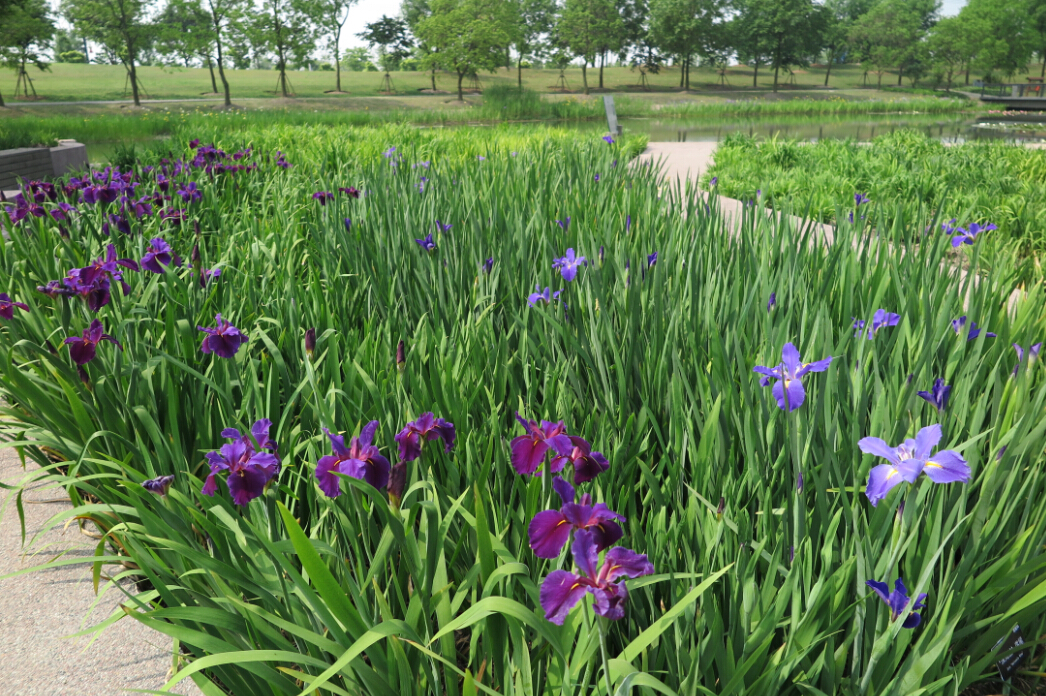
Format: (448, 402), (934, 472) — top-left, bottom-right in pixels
(0, 446), (202, 695)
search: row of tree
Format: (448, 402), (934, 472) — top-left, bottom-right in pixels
(4, 0), (1046, 106)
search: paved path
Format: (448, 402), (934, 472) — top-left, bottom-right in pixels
(0, 445), (202, 696)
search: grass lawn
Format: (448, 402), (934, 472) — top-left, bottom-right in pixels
(2, 61), (1014, 103)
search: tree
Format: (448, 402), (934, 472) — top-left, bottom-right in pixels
(0, 0), (54, 99)
(416, 0), (513, 100)
(960, 0), (1034, 80)
(252, 0), (314, 98)
(648, 0), (722, 91)
(849, 0), (921, 87)
(1030, 0), (1046, 78)
(557, 0), (623, 93)
(358, 15), (413, 91)
(341, 46), (373, 71)
(155, 0), (221, 93)
(926, 15), (969, 89)
(63, 0), (154, 106)
(736, 0), (824, 92)
(201, 0), (245, 106)
(306, 0), (358, 93)
(731, 0), (775, 88)
(818, 0), (873, 87)
(512, 0), (555, 89)
(400, 0), (442, 90)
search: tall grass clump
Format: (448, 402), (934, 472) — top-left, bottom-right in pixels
(706, 129), (1046, 261)
(1, 122), (1046, 696)
(636, 96), (973, 119)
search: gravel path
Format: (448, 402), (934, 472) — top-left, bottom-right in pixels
(0, 445), (203, 696)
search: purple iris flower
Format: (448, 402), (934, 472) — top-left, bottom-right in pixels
(142, 474), (175, 496)
(101, 213), (131, 236)
(1012, 343), (1043, 376)
(202, 419), (280, 506)
(859, 424), (970, 506)
(141, 238), (180, 274)
(753, 343), (832, 412)
(178, 182), (202, 203)
(539, 529), (653, 625)
(482, 257), (494, 273)
(435, 220), (452, 233)
(767, 292), (776, 312)
(598, 246), (605, 265)
(527, 285), (562, 307)
(64, 319), (122, 365)
(316, 421), (391, 496)
(854, 193), (870, 206)
(339, 186), (360, 198)
(383, 147), (397, 158)
(594, 174), (600, 182)
(952, 316), (996, 340)
(602, 135), (615, 144)
(477, 155), (486, 161)
(952, 222), (996, 247)
(940, 218), (958, 234)
(189, 138), (200, 149)
(394, 412), (456, 463)
(710, 176), (718, 187)
(916, 378), (950, 413)
(415, 233), (436, 252)
(626, 215), (631, 233)
(529, 477), (623, 558)
(312, 191), (334, 205)
(197, 314), (248, 358)
(647, 251), (657, 268)
(854, 310), (901, 339)
(0, 293), (29, 320)
(866, 578), (927, 629)
(198, 268), (221, 288)
(556, 217), (570, 231)
(510, 414), (573, 476)
(552, 248), (587, 282)
(550, 436), (610, 484)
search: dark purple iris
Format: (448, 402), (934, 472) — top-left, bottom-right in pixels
(202, 419), (280, 506)
(415, 233), (436, 252)
(602, 135), (615, 144)
(0, 293), (29, 320)
(189, 138), (200, 149)
(556, 217), (570, 231)
(510, 413), (573, 476)
(435, 220), (452, 233)
(866, 578), (926, 629)
(102, 213), (131, 236)
(344, 218), (352, 231)
(529, 477), (624, 558)
(178, 182), (202, 203)
(767, 292), (776, 311)
(540, 529), (653, 625)
(753, 343), (832, 412)
(141, 237), (180, 273)
(854, 193), (870, 206)
(64, 319), (122, 365)
(952, 316), (996, 340)
(312, 191), (334, 205)
(550, 436), (610, 484)
(394, 412), (456, 462)
(198, 314), (248, 358)
(197, 268), (221, 288)
(316, 421), (391, 496)
(481, 257), (494, 273)
(916, 378), (950, 413)
(339, 186), (360, 198)
(143, 474), (175, 496)
(647, 251), (658, 268)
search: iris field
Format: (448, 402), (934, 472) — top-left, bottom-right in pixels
(1, 124), (1046, 696)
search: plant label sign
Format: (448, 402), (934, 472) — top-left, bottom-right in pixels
(993, 624), (1028, 680)
(603, 96), (622, 136)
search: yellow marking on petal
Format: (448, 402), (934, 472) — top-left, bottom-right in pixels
(926, 460), (942, 469)
(569, 582), (583, 590)
(555, 519), (569, 528)
(885, 469), (898, 480)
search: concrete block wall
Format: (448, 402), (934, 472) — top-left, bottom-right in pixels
(0, 141), (89, 191)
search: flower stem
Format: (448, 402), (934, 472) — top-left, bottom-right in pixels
(596, 613), (613, 695)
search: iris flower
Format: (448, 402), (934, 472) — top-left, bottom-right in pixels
(767, 292), (776, 311)
(853, 310), (900, 339)
(529, 477), (624, 558)
(198, 314), (248, 358)
(481, 257), (494, 273)
(551, 436), (610, 483)
(435, 219), (452, 233)
(866, 578), (927, 629)
(916, 378), (950, 413)
(556, 217), (570, 231)
(854, 193), (870, 206)
(859, 424), (970, 506)
(552, 249), (587, 281)
(395, 412), (456, 462)
(415, 233), (436, 252)
(753, 343), (832, 412)
(142, 474), (175, 496)
(510, 413), (573, 476)
(316, 421), (391, 496)
(539, 529), (653, 625)
(0, 293), (29, 320)
(952, 316), (996, 340)
(141, 238), (180, 273)
(1012, 342), (1042, 376)
(65, 320), (122, 365)
(647, 251), (658, 268)
(202, 419), (280, 506)
(312, 191), (334, 205)
(602, 135), (615, 144)
(339, 186), (360, 198)
(951, 222), (996, 247)
(527, 285), (562, 307)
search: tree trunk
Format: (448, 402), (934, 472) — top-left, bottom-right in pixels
(685, 55), (690, 90)
(334, 32), (342, 92)
(897, 68), (902, 86)
(207, 56), (218, 92)
(965, 65), (970, 85)
(680, 58), (685, 87)
(599, 51), (604, 89)
(518, 54), (523, 89)
(457, 70), (464, 101)
(215, 40), (231, 107)
(877, 70), (882, 88)
(1041, 49), (1045, 79)
(127, 51), (141, 106)
(0, 88), (5, 107)
(773, 63), (780, 92)
(824, 56), (832, 86)
(431, 65), (437, 90)
(753, 60), (759, 87)
(582, 62), (588, 94)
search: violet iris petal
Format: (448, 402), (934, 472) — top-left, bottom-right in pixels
(415, 233), (436, 252)
(0, 293), (30, 320)
(198, 314), (248, 358)
(767, 292), (776, 311)
(859, 424), (969, 506)
(510, 414), (573, 476)
(549, 436), (610, 484)
(866, 578), (927, 629)
(64, 319), (122, 365)
(316, 421), (391, 497)
(394, 412), (456, 463)
(1012, 342), (1043, 376)
(916, 378), (950, 413)
(528, 476), (624, 558)
(753, 342), (832, 412)
(556, 217), (570, 231)
(141, 238), (177, 273)
(143, 474), (175, 496)
(552, 248), (587, 282)
(951, 221), (996, 247)
(527, 285), (562, 307)
(202, 420), (280, 504)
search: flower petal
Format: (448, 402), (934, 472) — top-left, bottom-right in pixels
(922, 450), (970, 484)
(865, 464), (906, 506)
(540, 570), (589, 625)
(528, 509), (573, 558)
(858, 437), (901, 465)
